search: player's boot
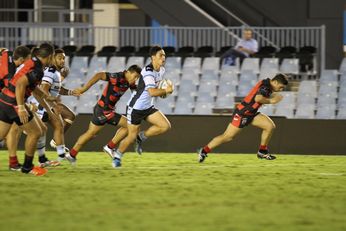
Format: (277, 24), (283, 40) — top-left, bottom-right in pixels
(103, 145), (114, 159)
(257, 149), (276, 160)
(65, 153), (77, 166)
(112, 158), (121, 168)
(197, 148), (208, 163)
(38, 156), (61, 168)
(9, 163), (22, 171)
(21, 165), (48, 176)
(112, 150), (123, 168)
(134, 135), (143, 155)
(29, 166), (48, 176)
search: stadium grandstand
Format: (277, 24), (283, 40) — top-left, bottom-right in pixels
(0, 1), (344, 120)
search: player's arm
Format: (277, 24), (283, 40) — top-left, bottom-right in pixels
(32, 87), (60, 119)
(59, 86), (79, 96)
(255, 93), (283, 104)
(15, 75), (30, 124)
(74, 72), (107, 95)
(40, 81), (51, 95)
(144, 75), (173, 97)
(147, 87), (172, 97)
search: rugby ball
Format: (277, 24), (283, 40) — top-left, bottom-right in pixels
(158, 79), (173, 98)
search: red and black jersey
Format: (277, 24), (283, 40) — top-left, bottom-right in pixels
(0, 50), (16, 91)
(235, 78), (272, 116)
(0, 57), (44, 105)
(97, 71), (135, 111)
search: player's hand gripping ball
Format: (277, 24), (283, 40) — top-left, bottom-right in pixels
(158, 79), (174, 98)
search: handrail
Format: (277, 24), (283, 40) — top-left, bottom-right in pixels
(211, 0), (279, 48)
(0, 8), (103, 24)
(184, 0), (240, 41)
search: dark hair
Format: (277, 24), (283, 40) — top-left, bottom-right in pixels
(149, 45), (163, 57)
(54, 48), (65, 55)
(31, 47), (39, 56)
(36, 43), (54, 58)
(13, 46), (31, 60)
(127, 64), (142, 74)
(272, 73), (288, 85)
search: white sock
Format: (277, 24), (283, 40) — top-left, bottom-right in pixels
(37, 135), (46, 157)
(37, 147), (46, 157)
(138, 131), (147, 142)
(56, 145), (66, 157)
(0, 139), (4, 148)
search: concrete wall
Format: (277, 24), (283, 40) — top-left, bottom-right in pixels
(37, 115), (346, 155)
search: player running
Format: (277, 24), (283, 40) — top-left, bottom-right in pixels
(109, 46), (174, 167)
(27, 48), (78, 166)
(0, 43), (57, 176)
(0, 46), (31, 170)
(197, 73), (288, 162)
(68, 65), (142, 162)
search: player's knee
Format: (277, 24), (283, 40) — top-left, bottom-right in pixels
(127, 133), (138, 142)
(64, 112), (76, 123)
(64, 117), (75, 125)
(30, 129), (42, 139)
(161, 121), (171, 133)
(267, 122), (276, 131)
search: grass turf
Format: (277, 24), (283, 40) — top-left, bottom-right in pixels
(0, 151), (346, 231)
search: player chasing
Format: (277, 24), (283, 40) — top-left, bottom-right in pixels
(27, 48), (78, 167)
(68, 65), (142, 162)
(0, 46), (31, 170)
(197, 73), (288, 162)
(109, 45), (174, 167)
(0, 43), (57, 176)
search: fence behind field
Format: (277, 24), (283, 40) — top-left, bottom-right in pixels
(0, 24), (325, 70)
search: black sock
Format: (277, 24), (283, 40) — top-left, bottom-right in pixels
(59, 154), (65, 158)
(259, 149), (269, 154)
(39, 155), (49, 163)
(21, 154), (34, 173)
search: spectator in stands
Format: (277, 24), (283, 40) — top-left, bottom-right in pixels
(222, 28), (258, 65)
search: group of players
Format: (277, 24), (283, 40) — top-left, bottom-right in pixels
(0, 43), (288, 176)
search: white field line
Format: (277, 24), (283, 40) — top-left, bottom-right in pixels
(70, 163), (346, 170)
(318, 173), (344, 176)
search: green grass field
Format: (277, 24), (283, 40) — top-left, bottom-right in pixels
(0, 151), (345, 231)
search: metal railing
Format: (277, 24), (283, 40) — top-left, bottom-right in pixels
(0, 24), (325, 70)
(0, 8), (100, 24)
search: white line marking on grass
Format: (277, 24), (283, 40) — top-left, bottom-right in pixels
(76, 163), (346, 170)
(319, 173), (344, 176)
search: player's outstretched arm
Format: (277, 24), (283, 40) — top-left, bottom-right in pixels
(59, 86), (80, 96)
(74, 72), (106, 95)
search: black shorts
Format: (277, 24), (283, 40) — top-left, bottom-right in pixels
(126, 106), (158, 125)
(0, 100), (33, 126)
(91, 104), (122, 126)
(230, 112), (260, 128)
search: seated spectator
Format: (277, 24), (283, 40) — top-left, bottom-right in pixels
(222, 28), (258, 65)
